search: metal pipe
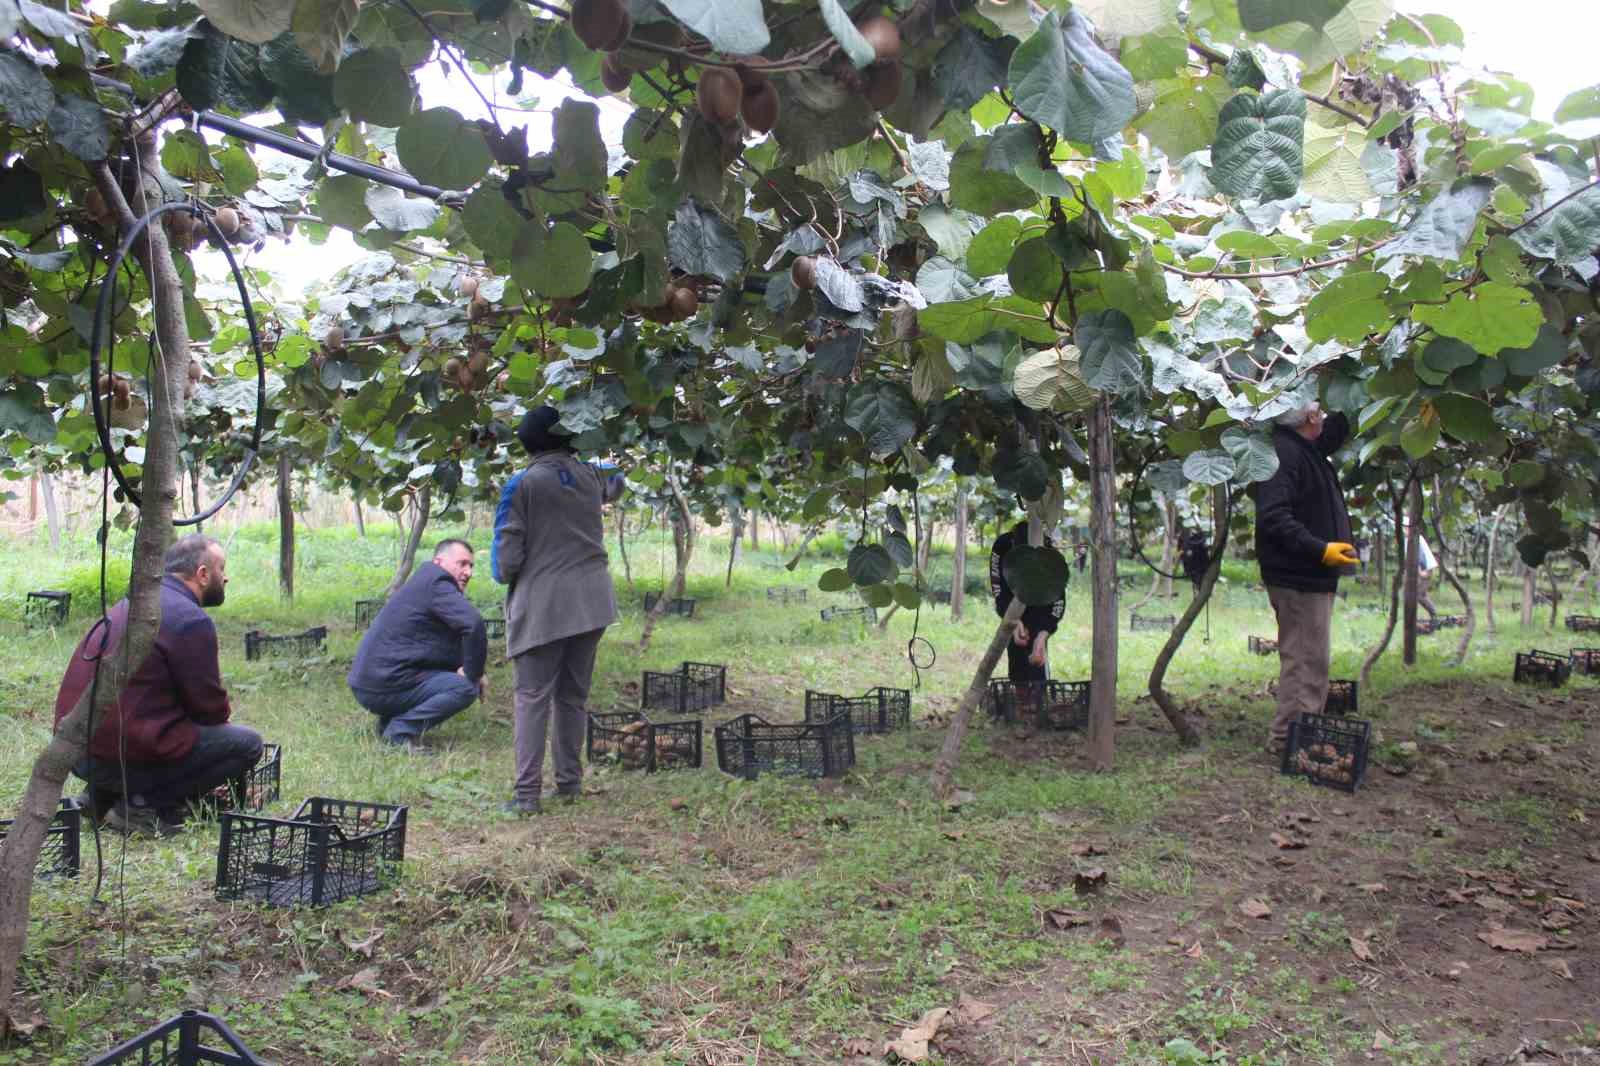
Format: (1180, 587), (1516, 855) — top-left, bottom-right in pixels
(197, 110), (448, 200)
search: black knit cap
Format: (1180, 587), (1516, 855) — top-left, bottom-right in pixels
(517, 405), (575, 454)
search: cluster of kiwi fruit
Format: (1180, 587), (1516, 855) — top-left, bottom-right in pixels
(853, 16), (902, 111)
(442, 348), (494, 392)
(589, 718), (696, 770)
(635, 281), (699, 324)
(695, 66), (780, 136)
(1294, 742), (1358, 784)
(96, 372), (134, 411)
(570, 0), (638, 93)
(458, 274), (493, 320)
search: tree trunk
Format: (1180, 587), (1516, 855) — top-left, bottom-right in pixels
(1402, 478), (1421, 666)
(276, 451), (294, 601)
(387, 485), (432, 596)
(1520, 564), (1534, 628)
(782, 525), (822, 571)
(640, 470), (693, 652)
(1160, 499), (1177, 599)
(725, 507), (742, 589)
(1373, 519), (1386, 592)
(1484, 505), (1502, 635)
(1147, 486), (1227, 746)
(0, 149), (190, 1024)
(39, 472), (62, 553)
(190, 463), (203, 534)
(616, 507), (632, 590)
(748, 510), (760, 551)
(951, 480), (969, 621)
(1086, 397), (1118, 771)
(1429, 479), (1475, 666)
(929, 598), (1026, 800)
(1546, 566), (1560, 630)
(1359, 480), (1411, 693)
(353, 497), (366, 538)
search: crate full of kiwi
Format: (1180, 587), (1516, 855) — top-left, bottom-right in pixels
(1280, 713), (1370, 792)
(587, 711), (702, 773)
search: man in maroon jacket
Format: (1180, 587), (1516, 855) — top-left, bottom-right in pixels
(54, 534), (263, 836)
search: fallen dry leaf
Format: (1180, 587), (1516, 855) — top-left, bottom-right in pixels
(842, 1036), (876, 1057)
(1372, 1031), (1394, 1051)
(1474, 895), (1515, 915)
(953, 994), (997, 1026)
(1045, 908), (1092, 930)
(1443, 961), (1469, 981)
(336, 930), (382, 959)
(1348, 936), (1373, 962)
(883, 1006), (950, 1063)
(1586, 848), (1600, 863)
(668, 797), (687, 811)
(1097, 914), (1126, 949)
(1184, 940), (1204, 959)
(1356, 882), (1387, 894)
(941, 829), (965, 841)
(943, 789), (976, 812)
(1269, 832), (1306, 850)
(1476, 926), (1549, 954)
(1239, 897), (1272, 919)
(1539, 912), (1573, 931)
(1073, 867), (1108, 894)
(338, 966), (390, 997)
(1543, 958), (1574, 981)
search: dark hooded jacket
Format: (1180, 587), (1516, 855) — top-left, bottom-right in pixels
(1254, 412), (1353, 594)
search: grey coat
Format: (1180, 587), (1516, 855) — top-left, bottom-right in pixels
(496, 452), (618, 657)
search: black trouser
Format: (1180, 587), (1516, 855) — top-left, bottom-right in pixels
(1007, 640), (1047, 684)
(75, 724), (264, 810)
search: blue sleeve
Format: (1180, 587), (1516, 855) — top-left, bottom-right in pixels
(490, 471), (524, 585)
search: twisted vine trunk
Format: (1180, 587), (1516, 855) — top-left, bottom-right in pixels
(353, 497), (366, 538)
(1087, 396), (1118, 771)
(1484, 505), (1503, 635)
(1147, 486), (1228, 746)
(951, 480), (968, 620)
(640, 471), (693, 652)
(929, 599), (1026, 800)
(616, 508), (632, 590)
(39, 473), (61, 553)
(277, 451), (294, 601)
(387, 484), (431, 597)
(724, 507), (742, 589)
(0, 146), (189, 1024)
(1402, 478), (1421, 666)
(1359, 477), (1412, 694)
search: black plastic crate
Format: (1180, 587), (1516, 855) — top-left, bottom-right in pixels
(1248, 635), (1278, 655)
(984, 679), (1091, 731)
(714, 713), (856, 781)
(1281, 712), (1370, 792)
(88, 1009), (266, 1066)
(643, 592), (696, 617)
(587, 710), (702, 772)
(641, 661), (727, 714)
(766, 587), (808, 604)
(243, 625), (328, 661)
(353, 598), (383, 628)
(1130, 613), (1175, 632)
(1435, 615), (1466, 629)
(24, 589), (70, 627)
(1514, 649), (1571, 687)
(1533, 590), (1556, 606)
(927, 588), (952, 605)
(1570, 648), (1600, 675)
(207, 743), (281, 814)
(0, 797), (80, 879)
(215, 796), (407, 908)
(820, 605), (878, 624)
(803, 686), (911, 735)
(1323, 679), (1359, 715)
(1565, 614), (1600, 633)
(483, 615), (506, 640)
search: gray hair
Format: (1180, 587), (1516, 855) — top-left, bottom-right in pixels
(433, 538), (474, 558)
(1274, 403), (1320, 428)
(164, 534), (221, 577)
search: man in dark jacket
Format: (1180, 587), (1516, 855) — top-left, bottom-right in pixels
(989, 520), (1067, 683)
(54, 535), (263, 837)
(1254, 402), (1359, 751)
(348, 539), (488, 750)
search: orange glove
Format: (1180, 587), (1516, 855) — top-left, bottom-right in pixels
(1321, 542), (1359, 567)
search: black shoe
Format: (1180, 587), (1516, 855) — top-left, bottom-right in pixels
(374, 715), (393, 739)
(501, 797), (542, 817)
(555, 788), (582, 805)
(105, 802), (183, 839)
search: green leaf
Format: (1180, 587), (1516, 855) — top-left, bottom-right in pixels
(0, 162), (47, 223)
(176, 21), (274, 113)
(316, 173), (373, 231)
(1358, 395), (1397, 434)
(1507, 460), (1544, 488)
(948, 138), (1038, 215)
(817, 0), (875, 69)
(1001, 545), (1069, 606)
(891, 582), (922, 610)
(1013, 345), (1094, 413)
(513, 222), (592, 299)
(1134, 74), (1228, 160)
(1007, 10), (1136, 152)
(1555, 84), (1600, 125)
(0, 51), (54, 126)
(884, 530), (915, 568)
(667, 198), (746, 284)
(259, 34), (338, 126)
(1419, 337), (1477, 374)
(1220, 426), (1279, 482)
(334, 48), (415, 128)
(553, 98), (607, 192)
(396, 107), (492, 191)
(1225, 49), (1267, 91)
(48, 95), (110, 161)
(291, 0), (359, 74)
(1411, 282), (1541, 354)
(1252, 0), (1392, 72)
(1300, 121), (1373, 203)
(931, 25), (1014, 112)
(1432, 393), (1494, 442)
(0, 384), (56, 444)
(1304, 271), (1388, 344)
(657, 0), (769, 55)
(967, 216), (1024, 277)
(818, 567), (853, 592)
(1399, 414), (1439, 458)
(1212, 89), (1305, 201)
(1076, 309), (1142, 394)
(215, 145), (258, 195)
(1238, 0), (1350, 31)
(1182, 449), (1236, 485)
(125, 26), (192, 78)
(460, 180), (522, 260)
(1500, 323), (1569, 376)
(1072, 0), (1179, 38)
(1510, 184), (1600, 267)
(363, 184), (440, 231)
(918, 295), (1057, 345)
(161, 128), (222, 181)
(848, 543), (898, 586)
(844, 381), (919, 457)
(992, 448), (1052, 499)
(1375, 180), (1491, 263)
(1007, 238), (1063, 302)
(196, 0), (293, 44)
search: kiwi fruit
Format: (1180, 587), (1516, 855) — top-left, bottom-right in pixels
(863, 61), (901, 111)
(214, 206), (240, 238)
(443, 357), (463, 379)
(741, 78), (779, 134)
(467, 350), (490, 375)
(696, 68), (742, 126)
(187, 359), (203, 383)
(790, 255), (817, 291)
(112, 377), (130, 402)
(96, 373), (111, 395)
(469, 293), (490, 320)
(457, 275), (479, 299)
(571, 0), (631, 53)
(457, 365), (476, 390)
(600, 53), (633, 94)
(324, 325), (345, 350)
(856, 16), (901, 64)
(113, 394), (132, 412)
(85, 188), (112, 226)
(669, 286), (698, 320)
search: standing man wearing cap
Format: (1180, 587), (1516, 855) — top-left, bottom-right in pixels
(494, 406), (619, 815)
(1255, 401), (1358, 754)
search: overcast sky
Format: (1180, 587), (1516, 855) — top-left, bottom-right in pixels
(196, 1), (1600, 296)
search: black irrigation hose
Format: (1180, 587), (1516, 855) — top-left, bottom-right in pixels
(1125, 455), (1236, 583)
(88, 201), (267, 525)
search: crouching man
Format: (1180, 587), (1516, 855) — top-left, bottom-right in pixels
(348, 539), (488, 751)
(54, 535), (263, 837)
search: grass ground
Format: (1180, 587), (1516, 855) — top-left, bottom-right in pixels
(0, 520), (1595, 1065)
